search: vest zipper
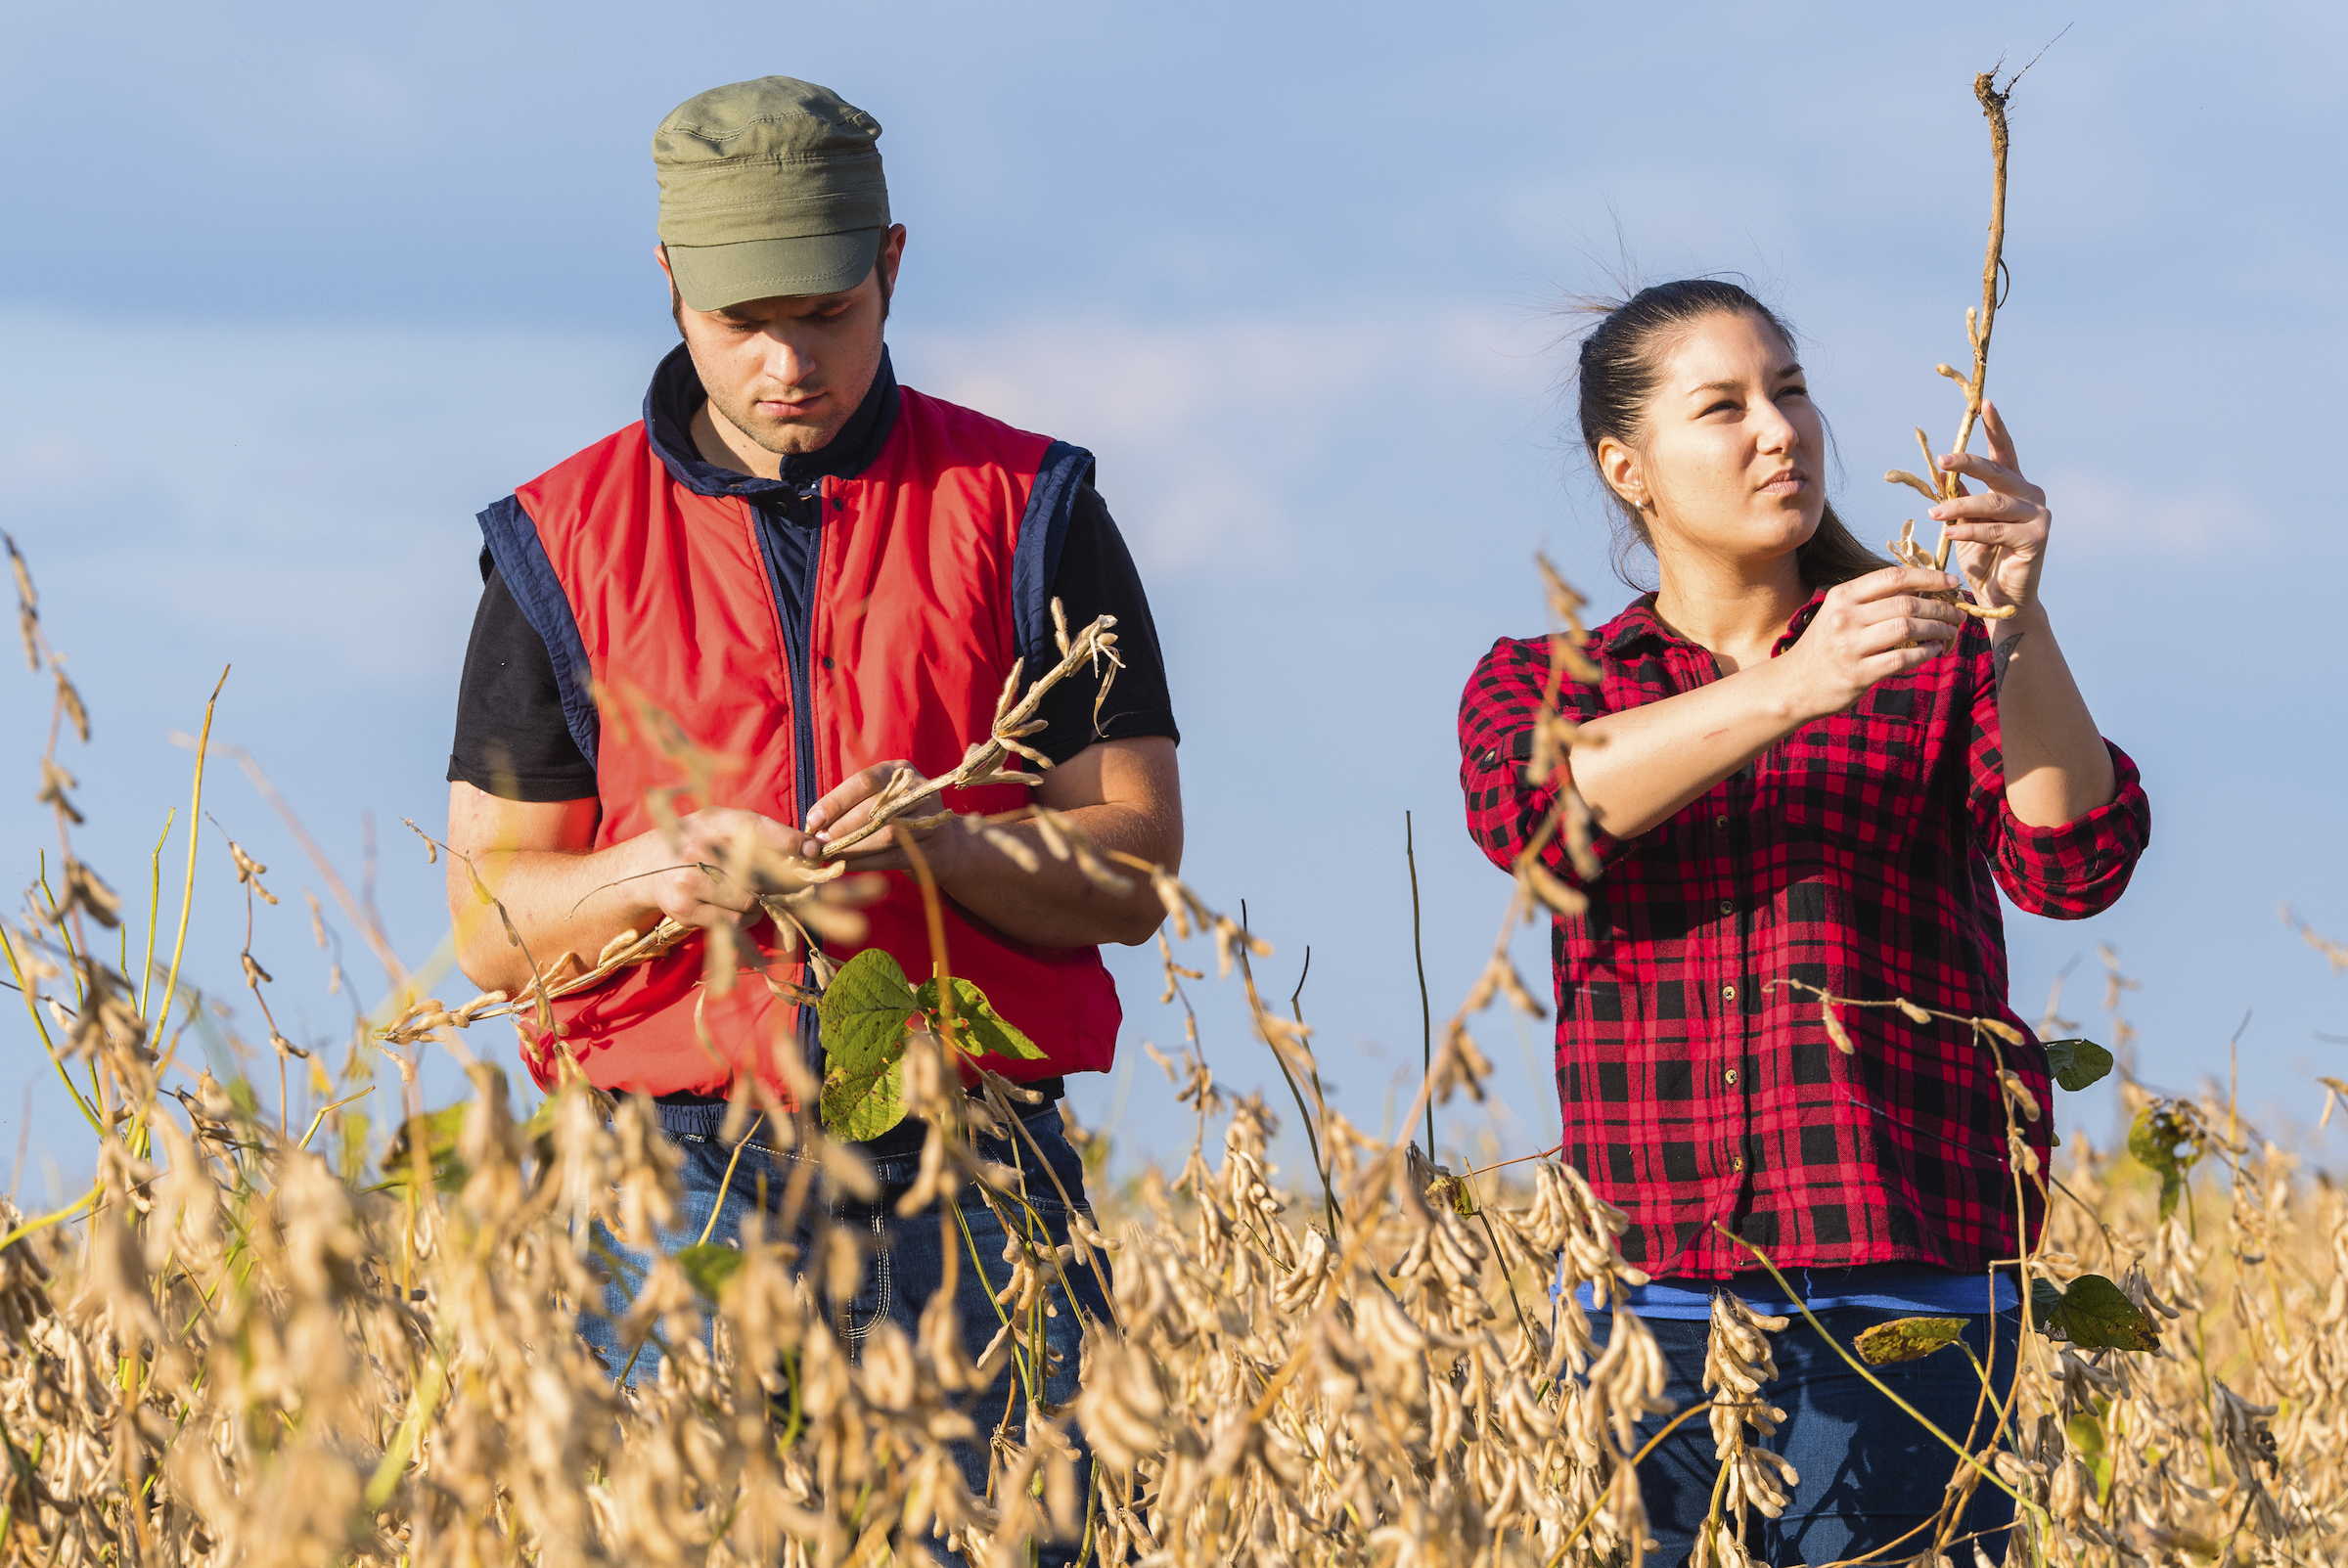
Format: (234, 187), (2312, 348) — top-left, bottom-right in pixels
(792, 481), (829, 1085)
(791, 480), (825, 828)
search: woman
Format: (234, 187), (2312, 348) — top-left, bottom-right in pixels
(1457, 279), (2149, 1565)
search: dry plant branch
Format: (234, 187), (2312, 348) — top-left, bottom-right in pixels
(1881, 70), (2026, 620)
(817, 603), (1121, 861)
(435, 602), (1123, 1033)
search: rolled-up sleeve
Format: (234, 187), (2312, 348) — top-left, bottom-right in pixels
(1964, 650), (2152, 918)
(1457, 637), (1628, 884)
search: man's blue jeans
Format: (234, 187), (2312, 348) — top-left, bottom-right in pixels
(1594, 1305), (2022, 1566)
(579, 1096), (1113, 1565)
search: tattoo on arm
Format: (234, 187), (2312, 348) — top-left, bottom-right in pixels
(1993, 631), (2024, 693)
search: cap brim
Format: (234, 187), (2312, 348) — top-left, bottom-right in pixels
(665, 227), (884, 312)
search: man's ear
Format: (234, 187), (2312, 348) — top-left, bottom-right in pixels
(655, 243), (689, 338)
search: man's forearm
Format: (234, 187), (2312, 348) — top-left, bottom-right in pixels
(932, 800), (1178, 949)
(455, 838), (662, 996)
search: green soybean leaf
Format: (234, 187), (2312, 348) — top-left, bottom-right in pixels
(2034, 1273), (2162, 1352)
(378, 1104), (470, 1193)
(224, 1075), (261, 1118)
(912, 975), (1046, 1061)
(817, 949), (920, 1141)
(675, 1242), (745, 1302)
(2127, 1102), (2198, 1220)
(517, 1098), (560, 1148)
(1854, 1316), (1969, 1365)
(2042, 1038), (2114, 1093)
(2066, 1408), (2113, 1502)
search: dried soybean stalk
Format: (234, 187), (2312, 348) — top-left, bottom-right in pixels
(817, 603), (1122, 861)
(1880, 70), (2026, 619)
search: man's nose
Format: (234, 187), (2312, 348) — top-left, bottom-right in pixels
(760, 329), (814, 386)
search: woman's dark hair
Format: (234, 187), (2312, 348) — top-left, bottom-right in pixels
(1573, 278), (1885, 591)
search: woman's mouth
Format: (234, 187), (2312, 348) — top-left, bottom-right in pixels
(1757, 470), (1807, 496)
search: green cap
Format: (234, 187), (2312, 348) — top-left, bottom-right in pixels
(653, 76), (889, 312)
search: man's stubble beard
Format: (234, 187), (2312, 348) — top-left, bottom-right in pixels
(707, 381), (838, 458)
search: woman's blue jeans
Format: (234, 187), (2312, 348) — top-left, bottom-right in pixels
(579, 1098), (1113, 1566)
(1593, 1305), (2021, 1566)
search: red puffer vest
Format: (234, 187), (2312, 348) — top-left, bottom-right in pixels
(477, 370), (1122, 1101)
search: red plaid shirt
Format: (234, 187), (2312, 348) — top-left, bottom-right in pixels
(1458, 594), (2149, 1279)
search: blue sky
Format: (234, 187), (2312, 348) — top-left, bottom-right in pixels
(4, 1), (2345, 1203)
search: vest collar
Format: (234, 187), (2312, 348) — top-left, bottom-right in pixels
(642, 342), (901, 499)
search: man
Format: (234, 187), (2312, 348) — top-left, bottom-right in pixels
(442, 74), (1181, 1546)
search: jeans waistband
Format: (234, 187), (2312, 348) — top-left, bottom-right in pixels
(648, 1077), (1066, 1148)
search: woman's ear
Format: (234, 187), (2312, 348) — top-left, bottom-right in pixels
(1597, 434), (1648, 513)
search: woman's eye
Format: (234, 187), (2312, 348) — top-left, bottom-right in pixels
(1701, 399), (1737, 417)
(1781, 384), (1810, 400)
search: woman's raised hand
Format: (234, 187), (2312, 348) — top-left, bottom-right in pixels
(1781, 566), (1965, 718)
(1930, 400), (2049, 613)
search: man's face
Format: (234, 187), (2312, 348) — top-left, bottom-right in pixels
(657, 225), (905, 457)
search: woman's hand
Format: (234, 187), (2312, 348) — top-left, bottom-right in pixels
(1778, 565), (1966, 718)
(1930, 400), (2049, 614)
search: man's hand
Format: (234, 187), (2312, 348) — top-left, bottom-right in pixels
(645, 806), (821, 929)
(444, 784), (819, 995)
(804, 761), (965, 877)
(802, 738), (1181, 949)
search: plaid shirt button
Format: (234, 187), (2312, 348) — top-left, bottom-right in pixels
(1456, 598), (2150, 1277)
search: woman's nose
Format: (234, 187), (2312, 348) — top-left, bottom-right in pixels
(1752, 400), (1801, 453)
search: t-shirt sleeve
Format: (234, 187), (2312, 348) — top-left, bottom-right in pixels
(448, 556), (601, 802)
(1026, 482), (1179, 766)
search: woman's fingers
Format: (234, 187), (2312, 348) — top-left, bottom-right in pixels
(1930, 488), (2036, 526)
(1846, 565), (1962, 604)
(1851, 642), (1951, 689)
(1939, 520), (2040, 550)
(1857, 615), (1958, 658)
(1981, 400), (2021, 471)
(1855, 591), (1963, 628)
(1936, 450), (2044, 510)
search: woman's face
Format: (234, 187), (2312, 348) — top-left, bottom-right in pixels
(1600, 310), (1828, 572)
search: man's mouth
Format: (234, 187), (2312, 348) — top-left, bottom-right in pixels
(755, 391), (824, 418)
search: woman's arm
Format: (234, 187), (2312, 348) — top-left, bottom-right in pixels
(1930, 401), (2117, 827)
(1569, 566), (1966, 841)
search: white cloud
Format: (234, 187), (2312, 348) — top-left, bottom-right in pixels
(0, 310), (653, 692)
(895, 309), (1550, 576)
(2039, 468), (2259, 556)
